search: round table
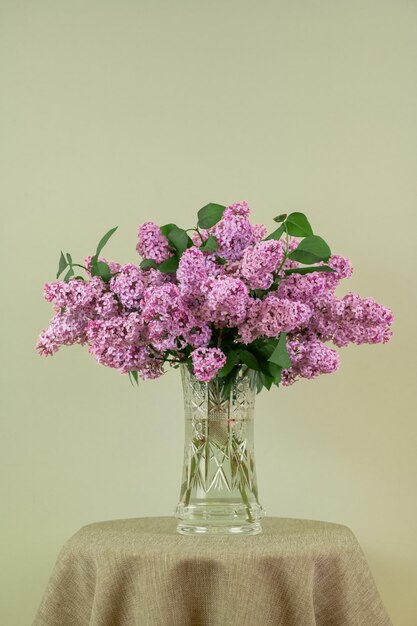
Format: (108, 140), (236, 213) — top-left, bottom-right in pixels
(33, 516), (392, 626)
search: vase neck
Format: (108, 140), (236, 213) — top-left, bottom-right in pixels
(180, 364), (257, 422)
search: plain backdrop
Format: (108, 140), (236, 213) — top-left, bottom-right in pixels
(1, 1), (416, 624)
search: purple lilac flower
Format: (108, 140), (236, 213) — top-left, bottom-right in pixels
(328, 255), (353, 279)
(86, 313), (161, 378)
(182, 322), (212, 348)
(43, 277), (104, 312)
(236, 298), (263, 344)
(252, 223), (268, 242)
(277, 255), (352, 304)
(137, 358), (166, 380)
(144, 267), (174, 289)
(191, 347), (227, 382)
(211, 202), (256, 261)
(110, 264), (146, 309)
(282, 332), (340, 386)
(258, 295), (312, 336)
(177, 248), (210, 301)
(43, 277), (120, 320)
(36, 311), (89, 356)
(141, 283), (198, 351)
(310, 293), (393, 347)
(237, 295), (311, 343)
(37, 203), (393, 387)
(90, 341), (155, 375)
(136, 221), (172, 264)
(220, 259), (242, 278)
(87, 313), (146, 347)
(241, 240), (285, 290)
(204, 276), (250, 327)
(94, 291), (120, 319)
(277, 272), (331, 305)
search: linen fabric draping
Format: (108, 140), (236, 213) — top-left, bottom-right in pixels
(32, 516), (392, 626)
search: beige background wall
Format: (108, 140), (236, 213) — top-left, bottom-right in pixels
(1, 1), (416, 624)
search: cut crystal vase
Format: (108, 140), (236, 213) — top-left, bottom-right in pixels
(176, 364), (264, 535)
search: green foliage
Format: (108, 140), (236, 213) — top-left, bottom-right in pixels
(158, 256), (179, 273)
(167, 226), (193, 255)
(140, 259), (158, 269)
(285, 212), (313, 237)
(197, 203), (226, 229)
(273, 213), (287, 223)
(218, 337), (286, 392)
(239, 349), (260, 371)
(56, 251), (68, 278)
(160, 223), (176, 237)
(268, 362), (282, 385)
(96, 226), (118, 256)
(218, 350), (240, 377)
(251, 337), (279, 360)
(199, 235), (218, 252)
(95, 261), (112, 282)
(80, 226), (120, 283)
(284, 265), (335, 276)
(63, 267), (74, 282)
(265, 223), (285, 241)
(128, 371), (139, 386)
(259, 372), (274, 390)
(49, 204), (337, 395)
(289, 235), (331, 264)
(268, 332), (292, 369)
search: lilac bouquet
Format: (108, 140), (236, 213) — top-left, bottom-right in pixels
(36, 201), (393, 393)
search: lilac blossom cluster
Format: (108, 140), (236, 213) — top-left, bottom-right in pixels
(36, 202), (393, 388)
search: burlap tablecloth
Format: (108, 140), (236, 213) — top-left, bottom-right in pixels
(32, 516), (392, 626)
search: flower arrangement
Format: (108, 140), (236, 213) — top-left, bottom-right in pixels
(36, 201), (393, 393)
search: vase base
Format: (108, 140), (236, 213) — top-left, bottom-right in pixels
(175, 501), (264, 535)
(176, 521), (262, 536)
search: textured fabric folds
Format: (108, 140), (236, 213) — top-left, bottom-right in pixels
(32, 516), (392, 626)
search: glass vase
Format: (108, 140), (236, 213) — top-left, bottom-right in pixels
(175, 364), (264, 535)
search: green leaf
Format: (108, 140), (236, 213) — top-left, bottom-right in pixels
(167, 226), (192, 255)
(265, 223), (285, 241)
(268, 332), (292, 369)
(158, 256), (179, 273)
(239, 349), (260, 371)
(96, 226), (118, 256)
(140, 258), (158, 270)
(56, 251), (68, 279)
(216, 256), (227, 265)
(63, 267), (75, 282)
(221, 369), (237, 398)
(160, 223), (176, 237)
(259, 371), (274, 390)
(268, 362), (282, 385)
(256, 374), (264, 394)
(218, 350), (239, 378)
(251, 337), (279, 360)
(197, 203), (226, 229)
(288, 235), (331, 264)
(284, 265), (335, 276)
(199, 235), (218, 252)
(92, 261), (112, 282)
(285, 212), (313, 237)
(66, 252), (73, 265)
(273, 213), (287, 223)
(128, 371), (139, 386)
